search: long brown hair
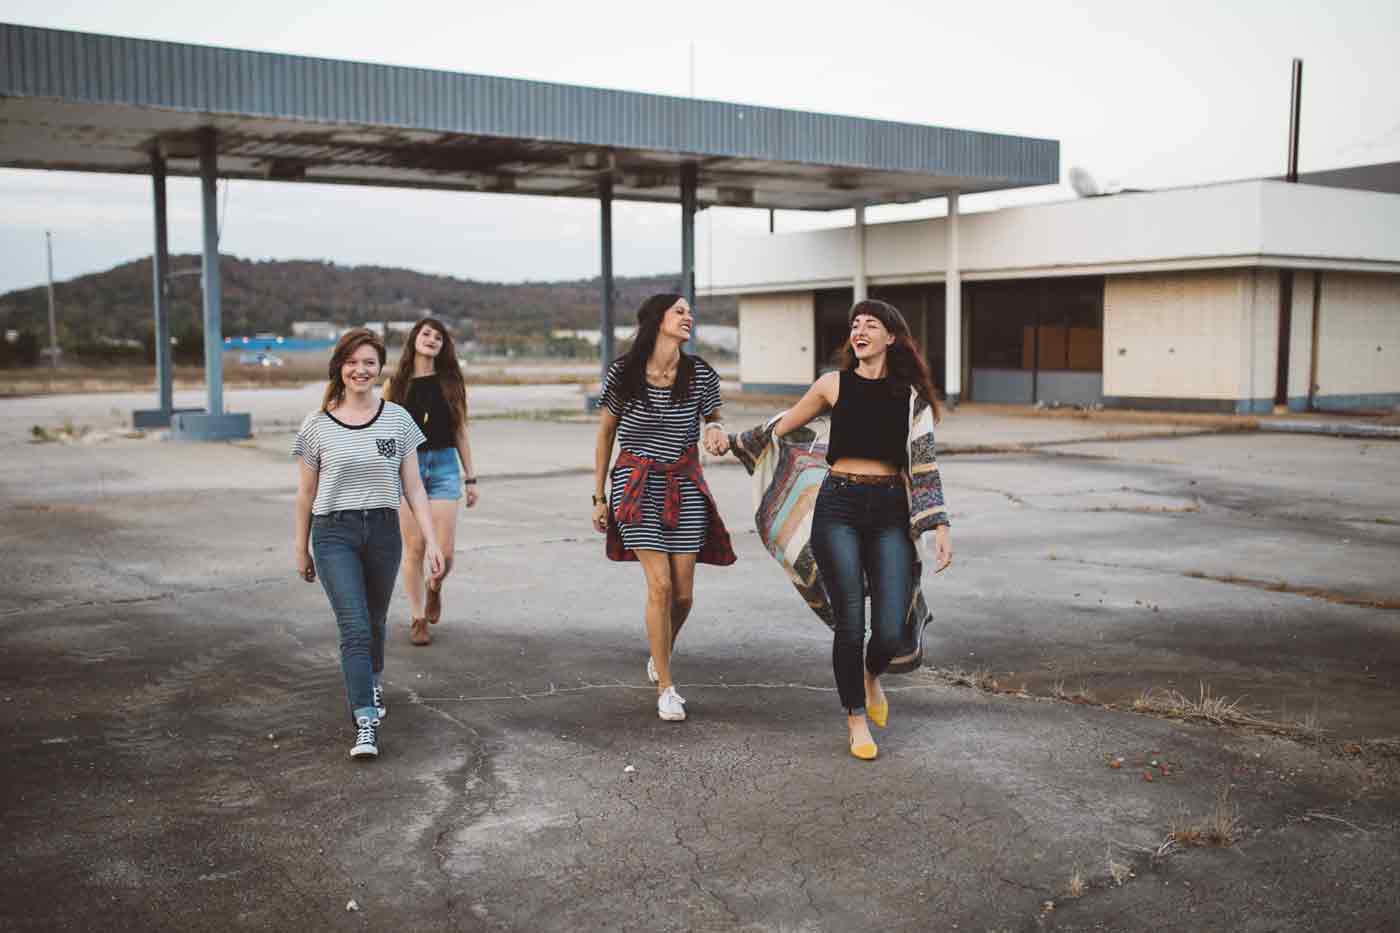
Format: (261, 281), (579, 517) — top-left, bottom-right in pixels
(610, 293), (696, 409)
(384, 317), (468, 428)
(321, 328), (387, 412)
(843, 299), (943, 422)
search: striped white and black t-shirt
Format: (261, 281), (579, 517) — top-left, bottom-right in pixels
(601, 357), (722, 552)
(293, 400), (426, 516)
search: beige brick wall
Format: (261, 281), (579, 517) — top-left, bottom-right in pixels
(1314, 273), (1400, 398)
(738, 292), (815, 388)
(1104, 270), (1276, 403)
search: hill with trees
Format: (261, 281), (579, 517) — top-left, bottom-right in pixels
(0, 256), (737, 362)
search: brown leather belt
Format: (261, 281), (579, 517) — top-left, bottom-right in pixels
(828, 470), (903, 486)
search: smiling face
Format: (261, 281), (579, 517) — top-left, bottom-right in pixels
(414, 323), (445, 361)
(658, 299), (693, 343)
(849, 313), (895, 361)
(341, 344), (382, 395)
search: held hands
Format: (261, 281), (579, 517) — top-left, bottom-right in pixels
(296, 549), (316, 583)
(703, 423), (730, 457)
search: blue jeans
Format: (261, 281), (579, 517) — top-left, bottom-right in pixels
(810, 474), (916, 713)
(312, 508), (403, 721)
(417, 447), (462, 500)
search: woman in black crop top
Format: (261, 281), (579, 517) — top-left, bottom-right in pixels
(384, 318), (477, 647)
(772, 299), (953, 761)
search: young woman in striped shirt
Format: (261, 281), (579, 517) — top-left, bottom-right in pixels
(293, 328), (445, 760)
(592, 294), (736, 722)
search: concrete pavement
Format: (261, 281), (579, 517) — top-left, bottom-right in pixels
(1, 389), (1397, 931)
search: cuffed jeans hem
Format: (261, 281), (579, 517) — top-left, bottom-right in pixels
(353, 706), (380, 723)
(845, 706), (867, 716)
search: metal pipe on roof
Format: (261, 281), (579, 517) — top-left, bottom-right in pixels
(1287, 59), (1303, 184)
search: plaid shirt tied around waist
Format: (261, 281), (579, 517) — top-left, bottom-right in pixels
(606, 445), (737, 566)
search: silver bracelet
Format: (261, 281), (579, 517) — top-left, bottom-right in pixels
(704, 421), (725, 433)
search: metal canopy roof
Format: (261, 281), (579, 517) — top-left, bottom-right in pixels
(0, 23), (1058, 210)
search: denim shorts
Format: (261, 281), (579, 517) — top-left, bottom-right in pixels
(417, 447), (461, 500)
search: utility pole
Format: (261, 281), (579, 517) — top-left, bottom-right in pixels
(45, 231), (58, 369)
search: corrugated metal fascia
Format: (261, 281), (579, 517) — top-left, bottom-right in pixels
(0, 23), (1058, 184)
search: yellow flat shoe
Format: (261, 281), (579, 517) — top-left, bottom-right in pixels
(867, 698), (889, 729)
(849, 736), (879, 761)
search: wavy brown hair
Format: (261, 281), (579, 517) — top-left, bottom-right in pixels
(609, 293), (696, 409)
(384, 317), (468, 429)
(843, 299), (942, 422)
(321, 328), (387, 412)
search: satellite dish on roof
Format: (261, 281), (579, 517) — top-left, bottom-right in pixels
(1069, 166), (1101, 198)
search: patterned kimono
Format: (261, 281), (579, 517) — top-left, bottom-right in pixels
(728, 388), (948, 673)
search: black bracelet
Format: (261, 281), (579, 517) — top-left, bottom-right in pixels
(463, 477), (478, 485)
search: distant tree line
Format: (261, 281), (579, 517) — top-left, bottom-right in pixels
(0, 256), (738, 367)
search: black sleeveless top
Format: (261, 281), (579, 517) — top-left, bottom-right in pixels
(403, 375), (457, 451)
(826, 369), (908, 467)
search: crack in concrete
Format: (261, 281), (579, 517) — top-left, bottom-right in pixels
(1049, 556), (1400, 611)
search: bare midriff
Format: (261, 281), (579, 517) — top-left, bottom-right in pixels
(829, 456), (900, 477)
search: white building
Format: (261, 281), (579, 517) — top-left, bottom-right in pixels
(704, 172), (1400, 413)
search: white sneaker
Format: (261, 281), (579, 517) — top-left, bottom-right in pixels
(350, 716), (380, 759)
(373, 683), (387, 719)
(657, 686), (687, 722)
(646, 656), (659, 684)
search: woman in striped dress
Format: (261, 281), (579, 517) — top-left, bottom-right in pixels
(592, 294), (736, 722)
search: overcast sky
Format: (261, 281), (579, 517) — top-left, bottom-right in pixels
(2, 0), (1398, 295)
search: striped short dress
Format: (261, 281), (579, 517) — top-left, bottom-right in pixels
(602, 357), (722, 554)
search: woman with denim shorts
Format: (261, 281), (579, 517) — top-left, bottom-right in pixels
(384, 318), (478, 647)
(293, 328), (445, 760)
(771, 299), (953, 760)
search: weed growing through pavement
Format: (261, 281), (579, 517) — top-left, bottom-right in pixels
(1067, 867), (1086, 898)
(1169, 785), (1241, 848)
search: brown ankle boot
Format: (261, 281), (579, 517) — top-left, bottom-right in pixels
(410, 617), (431, 646)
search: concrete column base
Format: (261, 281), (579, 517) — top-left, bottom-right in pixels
(169, 411), (252, 441)
(132, 407), (202, 430)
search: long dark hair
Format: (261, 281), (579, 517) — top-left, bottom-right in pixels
(843, 299), (942, 422)
(384, 317), (469, 428)
(321, 328), (387, 412)
(610, 292), (695, 408)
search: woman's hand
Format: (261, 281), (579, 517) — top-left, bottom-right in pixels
(703, 423), (730, 456)
(592, 500), (608, 533)
(465, 485), (479, 509)
(296, 549), (316, 583)
(931, 526), (953, 573)
(424, 542), (446, 582)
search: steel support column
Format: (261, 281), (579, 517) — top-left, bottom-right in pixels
(170, 129), (250, 439)
(680, 163), (697, 352)
(199, 129), (223, 416)
(153, 154), (173, 413)
(853, 205), (868, 302)
(944, 192), (962, 406)
(133, 152), (178, 428)
(599, 174), (615, 380)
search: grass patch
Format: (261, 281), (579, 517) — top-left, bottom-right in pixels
(1170, 786), (1241, 848)
(1182, 570), (1400, 611)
